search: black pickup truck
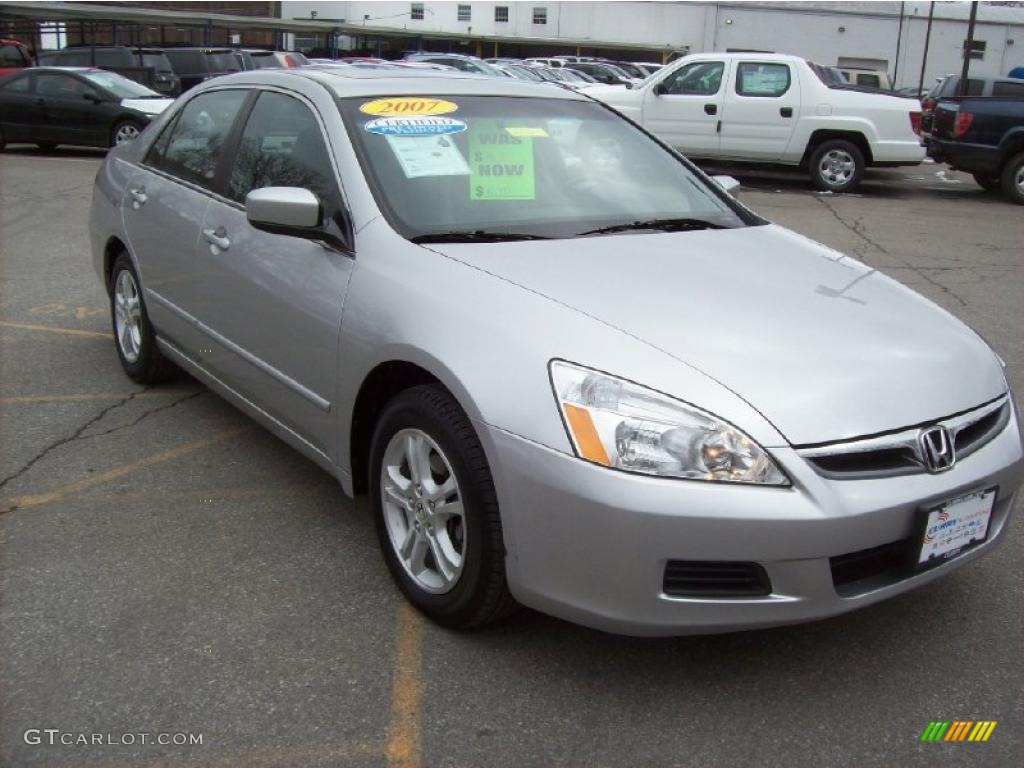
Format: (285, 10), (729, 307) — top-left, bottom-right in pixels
(927, 96), (1024, 204)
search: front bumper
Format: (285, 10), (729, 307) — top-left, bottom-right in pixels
(479, 402), (1024, 636)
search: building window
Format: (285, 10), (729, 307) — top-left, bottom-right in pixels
(532, 7), (547, 25)
(410, 3), (424, 21)
(495, 5), (509, 23)
(457, 4), (471, 22)
(963, 39), (986, 59)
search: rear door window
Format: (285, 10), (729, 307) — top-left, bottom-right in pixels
(94, 49), (127, 67)
(146, 89), (248, 189)
(992, 80), (1024, 97)
(0, 72), (30, 92)
(735, 62), (791, 97)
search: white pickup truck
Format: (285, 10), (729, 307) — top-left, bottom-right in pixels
(586, 53), (925, 192)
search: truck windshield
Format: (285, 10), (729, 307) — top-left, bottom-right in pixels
(338, 95), (752, 240)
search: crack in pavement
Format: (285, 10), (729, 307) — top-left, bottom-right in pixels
(79, 391), (203, 441)
(813, 194), (968, 307)
(0, 388), (202, 493)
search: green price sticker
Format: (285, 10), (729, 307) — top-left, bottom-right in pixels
(468, 120), (536, 201)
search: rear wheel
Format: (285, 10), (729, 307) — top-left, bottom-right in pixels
(109, 252), (176, 384)
(111, 120), (142, 147)
(809, 139), (865, 193)
(972, 173), (1000, 192)
(1000, 152), (1024, 205)
(370, 385), (516, 629)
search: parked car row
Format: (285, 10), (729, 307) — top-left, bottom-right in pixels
(0, 44), (312, 97)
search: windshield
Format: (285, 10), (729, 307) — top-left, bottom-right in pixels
(81, 70), (162, 98)
(339, 95), (750, 240)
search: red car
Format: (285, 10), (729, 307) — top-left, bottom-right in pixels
(0, 39), (33, 77)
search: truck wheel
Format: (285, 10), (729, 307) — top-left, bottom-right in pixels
(972, 173), (1000, 192)
(1000, 152), (1024, 205)
(809, 140), (865, 193)
(369, 385), (517, 629)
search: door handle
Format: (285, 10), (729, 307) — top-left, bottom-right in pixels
(128, 187), (147, 208)
(704, 103), (718, 115)
(202, 227), (231, 252)
(780, 107), (793, 118)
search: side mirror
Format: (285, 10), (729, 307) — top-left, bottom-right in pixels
(653, 82), (668, 96)
(712, 175), (741, 194)
(245, 187), (322, 237)
(83, 91), (103, 103)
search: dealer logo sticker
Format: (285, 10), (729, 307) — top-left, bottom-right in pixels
(364, 116), (468, 137)
(920, 721), (997, 742)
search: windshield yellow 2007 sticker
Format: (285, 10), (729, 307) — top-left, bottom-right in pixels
(359, 97), (458, 117)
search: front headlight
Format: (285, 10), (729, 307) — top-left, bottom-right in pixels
(550, 361), (789, 485)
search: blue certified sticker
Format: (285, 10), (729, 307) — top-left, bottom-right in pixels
(364, 116), (468, 136)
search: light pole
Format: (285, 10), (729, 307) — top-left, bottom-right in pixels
(918, 1), (935, 97)
(957, 1), (979, 96)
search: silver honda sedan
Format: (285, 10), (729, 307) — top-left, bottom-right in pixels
(90, 68), (1023, 636)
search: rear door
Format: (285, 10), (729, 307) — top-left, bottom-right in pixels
(641, 59), (726, 158)
(194, 89), (353, 454)
(121, 88), (249, 356)
(0, 72), (35, 141)
(719, 60), (800, 161)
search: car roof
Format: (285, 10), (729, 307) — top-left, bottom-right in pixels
(203, 67), (587, 101)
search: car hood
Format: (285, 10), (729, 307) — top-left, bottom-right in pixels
(122, 97), (174, 115)
(433, 225), (1006, 445)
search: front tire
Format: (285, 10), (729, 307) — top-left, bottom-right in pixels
(109, 253), (176, 384)
(1000, 152), (1024, 205)
(370, 385), (516, 629)
(809, 139), (865, 193)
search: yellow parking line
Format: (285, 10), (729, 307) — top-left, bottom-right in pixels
(0, 320), (111, 339)
(0, 391), (195, 405)
(386, 602), (425, 768)
(2, 428), (247, 512)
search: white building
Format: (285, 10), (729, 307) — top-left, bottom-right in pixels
(282, 1), (1024, 88)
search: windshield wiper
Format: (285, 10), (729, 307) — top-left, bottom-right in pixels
(575, 218), (727, 237)
(410, 230), (551, 243)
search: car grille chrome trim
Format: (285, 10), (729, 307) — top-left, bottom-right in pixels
(797, 395), (1010, 480)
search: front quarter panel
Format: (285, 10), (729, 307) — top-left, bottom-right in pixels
(336, 219), (788, 481)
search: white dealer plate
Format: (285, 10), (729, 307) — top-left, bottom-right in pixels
(916, 488), (996, 568)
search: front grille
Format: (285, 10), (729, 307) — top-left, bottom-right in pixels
(663, 561), (771, 598)
(830, 538), (914, 596)
(799, 397), (1009, 480)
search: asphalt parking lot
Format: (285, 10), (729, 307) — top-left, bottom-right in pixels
(1, 146), (1022, 768)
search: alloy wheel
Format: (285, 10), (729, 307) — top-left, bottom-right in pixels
(114, 123), (140, 145)
(114, 269), (143, 363)
(819, 149), (855, 186)
(380, 428), (466, 594)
